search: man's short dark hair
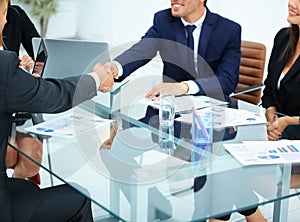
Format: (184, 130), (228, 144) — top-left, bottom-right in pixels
(204, 0), (207, 6)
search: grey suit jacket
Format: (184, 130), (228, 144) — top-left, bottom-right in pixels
(0, 50), (97, 221)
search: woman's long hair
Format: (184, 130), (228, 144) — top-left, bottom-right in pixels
(0, 0), (9, 47)
(281, 24), (299, 61)
(0, 34), (3, 47)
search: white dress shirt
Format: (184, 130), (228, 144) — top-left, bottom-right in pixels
(277, 72), (285, 90)
(181, 8), (206, 94)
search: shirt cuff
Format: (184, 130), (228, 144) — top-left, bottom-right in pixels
(184, 80), (199, 94)
(111, 60), (123, 78)
(87, 72), (100, 89)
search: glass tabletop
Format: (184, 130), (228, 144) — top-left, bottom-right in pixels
(15, 93), (297, 222)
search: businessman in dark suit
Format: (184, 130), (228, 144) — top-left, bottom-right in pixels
(0, 48), (114, 221)
(104, 0), (241, 99)
(102, 1), (267, 221)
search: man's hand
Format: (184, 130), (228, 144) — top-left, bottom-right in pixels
(145, 82), (188, 99)
(104, 62), (119, 78)
(93, 63), (115, 92)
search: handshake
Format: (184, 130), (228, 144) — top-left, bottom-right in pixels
(93, 62), (118, 93)
(93, 61), (189, 97)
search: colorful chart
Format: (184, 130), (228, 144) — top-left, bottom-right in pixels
(269, 145), (299, 154)
(257, 154), (280, 160)
(257, 144), (299, 161)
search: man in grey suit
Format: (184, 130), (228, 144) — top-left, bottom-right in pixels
(0, 0), (114, 220)
(0, 49), (114, 222)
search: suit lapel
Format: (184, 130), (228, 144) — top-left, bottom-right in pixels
(280, 56), (300, 87)
(172, 19), (186, 46)
(198, 24), (213, 58)
(198, 9), (215, 58)
(172, 18), (191, 71)
(272, 61), (285, 111)
(272, 59), (286, 88)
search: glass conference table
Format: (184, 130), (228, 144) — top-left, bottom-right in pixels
(16, 94), (297, 222)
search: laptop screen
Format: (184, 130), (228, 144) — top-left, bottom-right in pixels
(32, 39), (48, 77)
(32, 38), (109, 79)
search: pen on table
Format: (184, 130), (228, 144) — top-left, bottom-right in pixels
(192, 107), (209, 139)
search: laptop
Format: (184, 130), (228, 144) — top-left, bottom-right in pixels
(32, 38), (48, 77)
(32, 38), (110, 78)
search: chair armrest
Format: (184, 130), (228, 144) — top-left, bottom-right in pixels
(31, 113), (44, 125)
(12, 112), (32, 126)
(230, 83), (264, 97)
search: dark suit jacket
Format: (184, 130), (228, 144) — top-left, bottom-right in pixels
(0, 50), (97, 221)
(3, 5), (40, 58)
(262, 28), (300, 116)
(115, 7), (241, 97)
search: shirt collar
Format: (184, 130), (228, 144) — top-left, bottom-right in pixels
(181, 7), (206, 28)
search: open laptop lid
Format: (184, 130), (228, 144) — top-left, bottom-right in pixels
(32, 38), (48, 77)
(32, 38), (110, 79)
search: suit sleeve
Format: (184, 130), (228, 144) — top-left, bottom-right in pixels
(114, 12), (161, 80)
(18, 6), (40, 58)
(4, 52), (97, 114)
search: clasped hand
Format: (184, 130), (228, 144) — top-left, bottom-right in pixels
(267, 117), (289, 141)
(93, 62), (118, 92)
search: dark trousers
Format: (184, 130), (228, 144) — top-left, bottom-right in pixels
(4, 178), (93, 222)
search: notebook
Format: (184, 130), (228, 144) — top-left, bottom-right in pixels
(32, 38), (110, 78)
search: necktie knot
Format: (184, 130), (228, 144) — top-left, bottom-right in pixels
(186, 25), (196, 34)
(186, 25), (196, 50)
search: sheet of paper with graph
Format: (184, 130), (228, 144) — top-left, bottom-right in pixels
(224, 140), (300, 165)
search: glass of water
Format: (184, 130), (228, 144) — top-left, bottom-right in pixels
(159, 90), (175, 127)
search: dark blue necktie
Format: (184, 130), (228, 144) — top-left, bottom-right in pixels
(186, 25), (196, 72)
(186, 25), (196, 50)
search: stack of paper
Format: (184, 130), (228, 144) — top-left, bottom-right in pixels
(224, 140), (300, 165)
(177, 107), (266, 128)
(144, 95), (227, 113)
(25, 108), (113, 138)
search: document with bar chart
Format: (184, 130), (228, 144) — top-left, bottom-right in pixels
(224, 140), (300, 165)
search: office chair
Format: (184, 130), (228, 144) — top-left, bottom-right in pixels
(10, 113), (46, 185)
(231, 40), (267, 105)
